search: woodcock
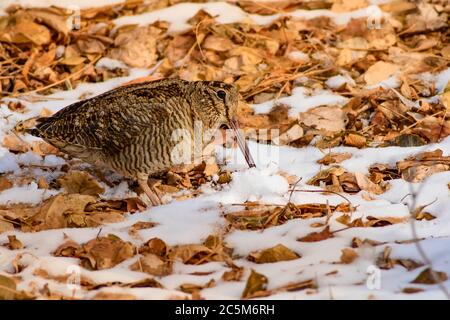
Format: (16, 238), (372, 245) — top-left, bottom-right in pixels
(29, 79), (256, 206)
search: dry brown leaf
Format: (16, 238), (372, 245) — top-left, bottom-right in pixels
(411, 268), (448, 285)
(130, 253), (172, 276)
(317, 152), (352, 165)
(299, 106), (347, 133)
(58, 171), (105, 196)
(93, 292), (137, 300)
(0, 220), (14, 234)
(31, 141), (60, 156)
(203, 35), (234, 52)
(54, 238), (81, 257)
(0, 177), (13, 192)
(344, 133), (366, 148)
(397, 149), (450, 182)
(79, 235), (135, 270)
(241, 269), (268, 299)
(332, 0), (368, 12)
(21, 194), (97, 231)
(109, 26), (158, 68)
(364, 61), (399, 86)
(297, 226), (333, 242)
(402, 287), (424, 294)
(5, 235), (23, 250)
(272, 124), (303, 145)
(0, 275), (17, 300)
(2, 134), (30, 153)
(248, 244), (300, 263)
(140, 238), (168, 257)
(354, 172), (384, 195)
(340, 248), (358, 264)
(222, 267), (244, 282)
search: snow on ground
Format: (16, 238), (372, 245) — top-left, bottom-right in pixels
(1, 0), (450, 300)
(114, 2), (386, 33)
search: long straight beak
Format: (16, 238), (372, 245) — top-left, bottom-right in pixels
(229, 118), (256, 168)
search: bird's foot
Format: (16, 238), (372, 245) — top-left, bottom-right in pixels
(138, 179), (162, 207)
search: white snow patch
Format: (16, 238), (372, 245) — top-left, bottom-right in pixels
(251, 86), (348, 116)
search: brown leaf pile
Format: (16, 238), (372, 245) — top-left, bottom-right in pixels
(307, 166), (388, 195)
(0, 193), (144, 232)
(226, 202), (353, 230)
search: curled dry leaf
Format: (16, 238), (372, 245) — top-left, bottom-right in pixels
(79, 235), (135, 270)
(397, 149), (450, 182)
(272, 124), (303, 145)
(109, 26), (158, 68)
(364, 61), (399, 86)
(297, 226), (333, 242)
(222, 267), (244, 282)
(93, 292), (137, 300)
(226, 202), (352, 230)
(140, 237), (168, 257)
(0, 275), (17, 300)
(248, 244), (300, 263)
(0, 177), (13, 192)
(54, 238), (81, 257)
(181, 279), (216, 294)
(340, 248), (358, 264)
(5, 235), (23, 250)
(130, 253), (172, 276)
(411, 268), (448, 285)
(317, 152), (352, 165)
(31, 141), (60, 156)
(57, 171), (105, 196)
(354, 172), (384, 195)
(1, 134), (30, 153)
(241, 269), (269, 299)
(299, 106), (347, 133)
(344, 133), (366, 148)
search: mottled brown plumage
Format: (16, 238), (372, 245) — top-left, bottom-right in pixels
(29, 79), (255, 205)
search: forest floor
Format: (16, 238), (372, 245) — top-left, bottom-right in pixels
(0, 0), (450, 299)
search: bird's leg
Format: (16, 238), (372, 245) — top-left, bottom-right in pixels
(138, 178), (162, 206)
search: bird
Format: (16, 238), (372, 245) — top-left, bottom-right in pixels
(28, 79), (256, 206)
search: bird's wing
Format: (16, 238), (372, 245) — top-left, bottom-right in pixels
(34, 80), (185, 154)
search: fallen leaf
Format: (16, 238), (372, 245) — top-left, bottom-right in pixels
(109, 26), (158, 68)
(140, 238), (168, 257)
(58, 171), (105, 196)
(340, 248), (358, 264)
(317, 152), (352, 165)
(93, 292), (136, 300)
(272, 124), (303, 145)
(297, 226), (333, 242)
(411, 268), (448, 284)
(222, 267), (244, 282)
(130, 253), (172, 276)
(5, 235), (23, 250)
(0, 177), (13, 192)
(53, 238), (81, 257)
(402, 287), (424, 294)
(299, 106), (347, 133)
(1, 134), (30, 153)
(364, 61), (399, 86)
(344, 133), (366, 148)
(79, 235), (135, 270)
(354, 172), (384, 195)
(241, 270), (268, 299)
(0, 275), (16, 300)
(248, 244), (300, 263)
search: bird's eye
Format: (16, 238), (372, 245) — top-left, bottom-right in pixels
(216, 90), (226, 101)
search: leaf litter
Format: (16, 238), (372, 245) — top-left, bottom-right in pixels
(0, 0), (449, 300)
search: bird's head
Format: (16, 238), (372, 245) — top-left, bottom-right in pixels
(189, 81), (255, 168)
